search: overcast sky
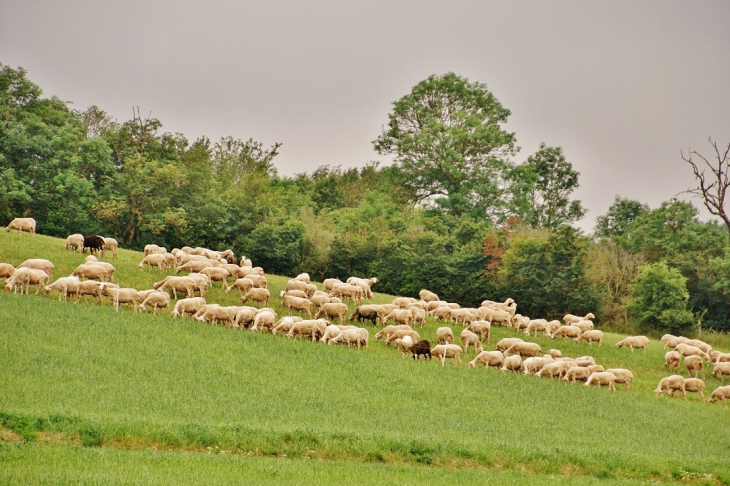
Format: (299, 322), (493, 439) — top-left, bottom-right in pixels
(2, 1), (729, 231)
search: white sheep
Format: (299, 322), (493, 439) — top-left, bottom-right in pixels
(604, 368), (633, 390)
(436, 327), (454, 344)
(144, 244), (166, 256)
(43, 276), (81, 301)
(200, 266), (230, 289)
(329, 327), (369, 349)
(495, 337), (524, 352)
(382, 309), (413, 327)
(503, 342), (541, 358)
(684, 378), (706, 401)
(585, 371), (617, 392)
(460, 329), (483, 354)
(102, 237), (118, 260)
(684, 355), (704, 378)
(153, 276), (196, 299)
(685, 339), (712, 354)
(654, 375), (686, 399)
(139, 291), (171, 314)
(5, 217), (36, 235)
(138, 254), (168, 272)
(524, 319), (548, 336)
(665, 350), (681, 371)
(101, 284), (140, 312)
(171, 297), (206, 318)
(500, 354), (522, 372)
(563, 366), (591, 383)
(554, 325), (582, 339)
(548, 349), (562, 359)
(430, 344), (463, 364)
(660, 334), (689, 350)
(536, 361), (566, 379)
(521, 356), (554, 375)
(384, 328), (420, 346)
(467, 320), (491, 342)
(294, 273), (311, 283)
(392, 297), (417, 308)
(468, 350), (504, 369)
(418, 289), (439, 302)
(65, 234), (84, 252)
(288, 319), (328, 341)
(394, 335), (414, 357)
(250, 310), (276, 332)
(315, 302), (348, 323)
(563, 312), (595, 325)
(712, 361), (730, 382)
(241, 288), (270, 308)
(18, 259), (54, 279)
(711, 351), (730, 364)
(375, 325), (411, 342)
(280, 291), (314, 317)
(616, 335), (650, 352)
(271, 316), (303, 335)
(226, 277), (254, 297)
(675, 343), (711, 362)
(709, 385), (730, 404)
(574, 330), (604, 346)
(572, 320), (594, 333)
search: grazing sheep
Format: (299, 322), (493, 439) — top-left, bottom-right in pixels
(0, 263), (14, 280)
(450, 308), (478, 326)
(196, 306), (242, 327)
(554, 325), (583, 339)
(524, 319), (548, 336)
(563, 312), (595, 325)
(330, 284), (364, 303)
(101, 237), (118, 260)
(574, 356), (596, 367)
(77, 280), (104, 303)
(460, 329), (483, 354)
(684, 355), (704, 378)
(65, 234), (84, 252)
(288, 319), (328, 342)
(436, 327), (454, 344)
(468, 351), (504, 369)
(664, 351), (681, 371)
(6, 268), (47, 295)
(585, 372), (617, 392)
(250, 310), (276, 332)
(684, 378), (706, 401)
(323, 278), (344, 292)
(675, 343), (711, 362)
(139, 291), (171, 314)
(654, 375), (686, 399)
(315, 302), (348, 323)
(545, 320), (562, 338)
(431, 344), (463, 364)
(712, 362), (730, 382)
(286, 279), (308, 293)
(685, 339), (712, 354)
(709, 385), (730, 404)
(73, 263), (109, 282)
(294, 273), (310, 283)
(467, 320), (491, 342)
(587, 364), (605, 373)
(329, 327), (369, 349)
(411, 340), (432, 360)
(496, 337), (524, 353)
(616, 335), (650, 353)
(433, 306), (454, 323)
(384, 328), (420, 346)
(375, 325), (411, 342)
(419, 289), (439, 302)
(101, 284), (140, 312)
(348, 277), (377, 299)
(382, 308), (414, 327)
(319, 324), (343, 344)
(548, 349), (562, 359)
(512, 314), (530, 331)
(144, 244), (166, 256)
(392, 297), (417, 308)
(84, 255), (98, 264)
(504, 342), (541, 358)
(280, 291), (314, 317)
(349, 305), (379, 326)
(271, 316), (304, 335)
(153, 276), (196, 299)
(241, 288), (270, 308)
(286, 289), (307, 299)
(200, 266), (230, 289)
(564, 366), (592, 383)
(43, 276), (81, 301)
(82, 235), (106, 254)
(521, 356), (554, 375)
(407, 305), (427, 328)
(481, 298), (515, 310)
(18, 259), (54, 279)
(536, 361), (566, 379)
(605, 368), (633, 390)
(500, 354), (523, 372)
(90, 261), (116, 282)
(574, 330), (604, 346)
(660, 334), (689, 349)
(572, 320), (594, 333)
(176, 260), (214, 274)
(171, 297), (207, 318)
(712, 352), (730, 363)
(480, 307), (512, 327)
(139, 254), (168, 272)
(5, 217), (36, 235)
(394, 335), (414, 357)
(226, 277), (254, 297)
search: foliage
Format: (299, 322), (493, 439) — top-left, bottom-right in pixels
(593, 196), (649, 240)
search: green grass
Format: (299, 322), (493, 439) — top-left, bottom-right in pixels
(1, 231), (730, 484)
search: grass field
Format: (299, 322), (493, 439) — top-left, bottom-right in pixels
(1, 231), (729, 484)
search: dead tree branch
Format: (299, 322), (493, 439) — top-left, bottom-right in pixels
(680, 137), (730, 233)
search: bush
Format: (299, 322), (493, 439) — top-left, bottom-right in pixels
(628, 262), (694, 335)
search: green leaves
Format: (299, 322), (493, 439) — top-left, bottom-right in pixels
(628, 262), (694, 335)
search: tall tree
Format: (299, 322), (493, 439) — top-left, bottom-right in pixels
(594, 196), (649, 240)
(509, 143), (585, 229)
(681, 137), (730, 233)
(373, 72), (516, 220)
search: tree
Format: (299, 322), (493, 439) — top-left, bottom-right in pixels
(681, 137), (730, 233)
(509, 143), (585, 229)
(593, 196), (649, 240)
(584, 242), (643, 324)
(373, 72), (516, 220)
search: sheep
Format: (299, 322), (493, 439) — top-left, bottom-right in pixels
(65, 234), (84, 252)
(196, 306), (242, 327)
(544, 320), (561, 338)
(411, 340), (432, 360)
(232, 307), (260, 329)
(101, 284), (140, 312)
(241, 288), (270, 308)
(200, 266), (230, 289)
(712, 352), (730, 364)
(82, 235), (106, 254)
(85, 255), (98, 264)
(605, 368), (633, 390)
(684, 378), (706, 401)
(286, 279), (308, 293)
(481, 298), (514, 311)
(436, 327), (454, 344)
(171, 297), (206, 318)
(43, 276), (81, 301)
(709, 385), (730, 404)
(521, 356), (554, 375)
(660, 334), (690, 350)
(536, 361), (566, 379)
(431, 344), (463, 364)
(72, 263), (109, 282)
(585, 371), (617, 392)
(3, 268), (28, 294)
(294, 273), (310, 283)
(309, 292), (330, 310)
(375, 325), (411, 342)
(419, 289), (439, 302)
(242, 273), (267, 289)
(153, 276), (196, 299)
(665, 351), (681, 371)
(503, 342), (541, 358)
(315, 302), (348, 323)
(450, 308), (478, 326)
(654, 375), (686, 399)
(271, 316), (303, 335)
(500, 355), (523, 372)
(512, 314), (530, 331)
(685, 339), (712, 354)
(18, 259), (54, 279)
(320, 324), (349, 344)
(101, 237), (118, 260)
(524, 319), (547, 336)
(139, 291), (171, 314)
(330, 284), (364, 303)
(547, 349), (562, 359)
(288, 319), (328, 342)
(176, 260), (214, 274)
(587, 364), (605, 373)
(712, 362), (730, 382)
(684, 355), (704, 378)
(384, 328), (420, 346)
(407, 305), (427, 328)
(572, 320), (594, 333)
(0, 263), (14, 280)
(5, 217), (36, 235)
(496, 337), (524, 353)
(574, 330), (604, 346)
(382, 309), (413, 327)
(279, 291), (313, 317)
(675, 343), (711, 362)
(226, 277), (254, 297)
(394, 335), (414, 357)
(392, 297), (417, 308)
(322, 278), (344, 292)
(553, 325), (582, 340)
(574, 356), (597, 367)
(138, 254), (168, 272)
(144, 244), (166, 256)
(563, 312), (595, 325)
(468, 351), (504, 369)
(76, 280), (104, 303)
(467, 320), (491, 342)
(250, 310), (277, 332)
(433, 306), (454, 323)
(616, 335), (650, 353)
(285, 289), (307, 299)
(479, 307), (512, 327)
(329, 327), (369, 349)
(460, 329), (483, 354)
(186, 273), (209, 298)
(563, 366), (592, 383)
(91, 262), (116, 282)
(348, 277), (377, 299)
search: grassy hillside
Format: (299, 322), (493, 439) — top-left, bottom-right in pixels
(1, 231), (729, 484)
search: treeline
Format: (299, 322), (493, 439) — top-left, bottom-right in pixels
(1, 64), (729, 333)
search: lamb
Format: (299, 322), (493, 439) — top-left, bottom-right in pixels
(349, 304), (383, 326)
(18, 259), (54, 279)
(411, 340), (432, 360)
(102, 237), (118, 260)
(5, 217), (36, 235)
(496, 337), (524, 353)
(712, 361), (730, 382)
(153, 276), (196, 299)
(65, 234), (84, 252)
(675, 343), (711, 362)
(563, 312), (595, 325)
(139, 291), (171, 314)
(431, 344), (463, 364)
(665, 351), (681, 371)
(436, 327), (454, 344)
(250, 310), (277, 332)
(280, 291), (313, 317)
(271, 316), (303, 335)
(467, 320), (491, 342)
(468, 351), (504, 369)
(73, 263), (109, 282)
(503, 342), (542, 358)
(138, 254), (168, 272)
(660, 334), (689, 349)
(315, 302), (348, 323)
(393, 335), (414, 357)
(241, 288), (270, 308)
(226, 278), (254, 297)
(171, 297), (206, 318)
(654, 375), (686, 399)
(382, 309), (413, 327)
(709, 385), (730, 404)
(554, 325), (582, 339)
(684, 378), (706, 401)
(500, 355), (523, 372)
(43, 276), (81, 301)
(574, 330), (604, 346)
(616, 335), (650, 353)
(604, 368), (633, 390)
(684, 355), (704, 378)
(563, 366), (592, 383)
(585, 371), (617, 392)
(384, 328), (420, 346)
(419, 289), (439, 302)
(460, 329), (483, 354)
(329, 327), (369, 349)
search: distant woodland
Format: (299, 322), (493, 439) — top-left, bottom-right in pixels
(2, 64), (729, 332)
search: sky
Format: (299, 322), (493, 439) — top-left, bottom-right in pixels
(1, 1), (729, 231)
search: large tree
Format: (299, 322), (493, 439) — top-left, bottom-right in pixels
(681, 137), (730, 233)
(373, 72), (516, 221)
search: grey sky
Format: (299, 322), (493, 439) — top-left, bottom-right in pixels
(2, 1), (729, 231)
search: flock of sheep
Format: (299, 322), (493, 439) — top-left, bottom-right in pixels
(3, 216), (730, 404)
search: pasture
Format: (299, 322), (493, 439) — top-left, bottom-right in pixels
(0, 231), (729, 484)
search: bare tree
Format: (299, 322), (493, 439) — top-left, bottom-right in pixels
(681, 138), (730, 232)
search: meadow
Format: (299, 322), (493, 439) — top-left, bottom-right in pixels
(0, 231), (729, 484)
